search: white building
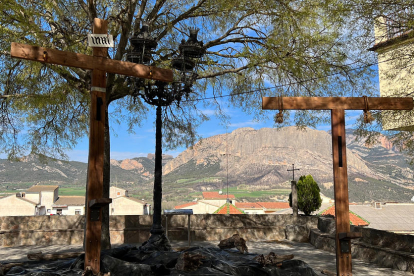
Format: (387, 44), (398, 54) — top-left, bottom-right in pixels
(110, 196), (151, 215)
(0, 195), (37, 216)
(110, 186), (128, 198)
(52, 196), (85, 215)
(371, 14), (414, 130)
(0, 184), (151, 216)
(174, 191), (238, 214)
(109, 186), (151, 215)
(19, 185), (60, 215)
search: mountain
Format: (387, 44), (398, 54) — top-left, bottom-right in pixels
(162, 127), (414, 202)
(0, 127), (412, 203)
(0, 154), (165, 186)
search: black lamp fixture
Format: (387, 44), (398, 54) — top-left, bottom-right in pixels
(126, 23), (205, 241)
(127, 24), (205, 105)
(127, 23), (157, 65)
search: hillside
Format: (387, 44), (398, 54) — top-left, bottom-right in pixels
(162, 127), (414, 202)
(0, 127), (413, 203)
(0, 154), (167, 187)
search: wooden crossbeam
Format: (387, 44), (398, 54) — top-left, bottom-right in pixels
(262, 97), (413, 110)
(11, 18), (176, 276)
(10, 42), (173, 82)
(262, 95), (414, 276)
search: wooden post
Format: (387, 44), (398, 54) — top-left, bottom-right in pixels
(332, 109), (352, 275)
(262, 96), (414, 275)
(84, 18), (107, 274)
(10, 18), (173, 275)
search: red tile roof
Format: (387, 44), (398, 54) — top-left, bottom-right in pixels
(320, 205), (369, 226)
(203, 192), (235, 199)
(214, 203), (244, 214)
(257, 202), (290, 209)
(174, 202), (198, 209)
(235, 202), (262, 209)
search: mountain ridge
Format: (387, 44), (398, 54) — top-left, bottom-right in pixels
(0, 127), (413, 202)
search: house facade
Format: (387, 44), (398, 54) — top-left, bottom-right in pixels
(174, 200), (222, 214)
(201, 191), (236, 206)
(235, 202), (265, 214)
(110, 186), (128, 198)
(372, 14), (414, 130)
(175, 190), (290, 215)
(0, 184), (152, 216)
(0, 195), (37, 216)
(110, 196), (151, 215)
(52, 196), (85, 215)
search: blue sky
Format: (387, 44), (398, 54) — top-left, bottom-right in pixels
(65, 100), (364, 163)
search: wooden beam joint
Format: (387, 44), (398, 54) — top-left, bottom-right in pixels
(89, 198), (112, 208)
(10, 42), (173, 82)
(338, 232), (362, 240)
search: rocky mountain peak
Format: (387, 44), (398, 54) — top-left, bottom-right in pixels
(164, 127), (378, 184)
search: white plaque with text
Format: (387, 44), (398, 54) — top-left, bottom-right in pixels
(88, 34), (114, 47)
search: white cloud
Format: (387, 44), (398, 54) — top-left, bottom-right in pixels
(199, 109), (217, 116)
(229, 120), (262, 128)
(110, 151), (148, 161)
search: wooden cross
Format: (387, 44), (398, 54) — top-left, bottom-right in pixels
(287, 163), (300, 181)
(10, 18), (173, 274)
(263, 96), (413, 276)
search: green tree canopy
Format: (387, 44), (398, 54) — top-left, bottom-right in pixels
(289, 175), (322, 215)
(0, 0), (382, 159)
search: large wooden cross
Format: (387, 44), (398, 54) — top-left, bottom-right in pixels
(11, 18), (173, 274)
(262, 96), (413, 275)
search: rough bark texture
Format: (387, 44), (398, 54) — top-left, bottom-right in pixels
(217, 234), (248, 253)
(0, 262), (24, 275)
(27, 252), (83, 261)
(83, 157), (89, 251)
(101, 107), (111, 250)
(175, 252), (205, 271)
(253, 252), (294, 266)
(139, 232), (172, 252)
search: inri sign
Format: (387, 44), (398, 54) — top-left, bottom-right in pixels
(88, 34), (114, 47)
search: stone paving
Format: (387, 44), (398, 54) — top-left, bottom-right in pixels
(0, 240), (412, 275)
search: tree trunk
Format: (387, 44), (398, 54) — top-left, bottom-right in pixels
(151, 104), (164, 234)
(101, 105), (111, 249)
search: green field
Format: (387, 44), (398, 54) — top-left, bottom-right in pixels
(58, 188), (86, 196)
(211, 187), (290, 198)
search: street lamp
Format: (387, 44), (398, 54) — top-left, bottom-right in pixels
(127, 23), (205, 248)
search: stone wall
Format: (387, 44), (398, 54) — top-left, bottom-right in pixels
(0, 214), (318, 247)
(310, 216), (414, 273)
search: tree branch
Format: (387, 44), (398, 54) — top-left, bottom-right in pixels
(156, 0), (208, 41)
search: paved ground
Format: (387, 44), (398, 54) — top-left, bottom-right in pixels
(0, 240), (412, 275)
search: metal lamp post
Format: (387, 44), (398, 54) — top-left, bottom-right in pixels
(127, 24), (205, 246)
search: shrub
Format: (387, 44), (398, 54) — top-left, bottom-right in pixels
(289, 175), (322, 215)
